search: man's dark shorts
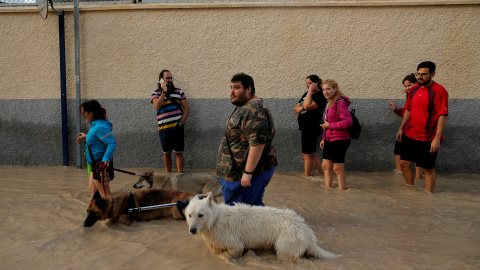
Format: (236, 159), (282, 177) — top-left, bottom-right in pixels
(323, 139), (350, 163)
(301, 131), (320, 154)
(158, 125), (184, 153)
(400, 135), (438, 169)
(394, 134), (406, 155)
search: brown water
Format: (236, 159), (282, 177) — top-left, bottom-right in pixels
(1, 165), (479, 270)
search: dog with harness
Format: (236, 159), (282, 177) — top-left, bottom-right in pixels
(83, 189), (196, 227)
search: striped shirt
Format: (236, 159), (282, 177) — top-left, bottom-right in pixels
(151, 88), (186, 131)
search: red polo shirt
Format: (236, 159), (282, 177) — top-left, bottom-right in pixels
(404, 81), (448, 141)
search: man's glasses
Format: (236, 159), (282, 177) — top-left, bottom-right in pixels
(416, 72), (429, 77)
(165, 77), (174, 80)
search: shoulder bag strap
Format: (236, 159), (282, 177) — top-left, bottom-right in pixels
(87, 143), (96, 162)
(335, 97), (346, 120)
(160, 88), (183, 112)
(224, 108), (240, 172)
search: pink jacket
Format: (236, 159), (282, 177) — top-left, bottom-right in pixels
(323, 96), (353, 141)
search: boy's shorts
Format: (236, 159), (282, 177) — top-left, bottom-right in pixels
(400, 135), (438, 169)
(394, 139), (404, 156)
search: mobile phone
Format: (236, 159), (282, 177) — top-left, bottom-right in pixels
(159, 78), (164, 84)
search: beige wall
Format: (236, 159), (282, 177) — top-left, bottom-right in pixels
(1, 1), (479, 172)
(1, 2), (479, 100)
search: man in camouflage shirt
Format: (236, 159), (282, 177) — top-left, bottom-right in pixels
(217, 73), (277, 206)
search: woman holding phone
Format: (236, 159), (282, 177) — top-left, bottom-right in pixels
(294, 75), (327, 177)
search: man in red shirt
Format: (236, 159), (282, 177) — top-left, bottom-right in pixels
(396, 61), (448, 193)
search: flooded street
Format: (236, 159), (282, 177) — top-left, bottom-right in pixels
(1, 165), (479, 269)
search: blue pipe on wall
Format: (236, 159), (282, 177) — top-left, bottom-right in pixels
(58, 10), (68, 166)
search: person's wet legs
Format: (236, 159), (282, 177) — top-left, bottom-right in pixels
(400, 160), (415, 186)
(163, 152), (172, 172)
(333, 163), (347, 190)
(303, 153), (314, 176)
(415, 166), (424, 180)
(394, 154), (402, 172)
(175, 152), (184, 173)
(424, 168), (436, 193)
(90, 172), (111, 199)
(312, 153), (324, 175)
(322, 159), (334, 187)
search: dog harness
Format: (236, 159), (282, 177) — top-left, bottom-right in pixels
(125, 200), (190, 219)
(122, 194), (139, 221)
(176, 201), (189, 219)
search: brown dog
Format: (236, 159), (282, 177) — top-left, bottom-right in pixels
(83, 189), (196, 227)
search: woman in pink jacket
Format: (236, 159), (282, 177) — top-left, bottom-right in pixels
(320, 79), (353, 190)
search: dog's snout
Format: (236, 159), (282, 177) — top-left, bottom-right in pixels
(83, 218), (95, 227)
(189, 228), (197, 235)
(133, 182), (142, 189)
(83, 212), (99, 227)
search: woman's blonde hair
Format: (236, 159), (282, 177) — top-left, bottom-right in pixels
(322, 79), (344, 108)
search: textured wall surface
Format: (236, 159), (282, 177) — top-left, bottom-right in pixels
(1, 2), (479, 173)
(1, 98), (479, 173)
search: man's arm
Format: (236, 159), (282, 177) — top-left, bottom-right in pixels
(396, 109), (410, 142)
(240, 144), (265, 187)
(179, 99), (189, 124)
(431, 115), (447, 153)
(152, 91), (166, 110)
(152, 81), (168, 110)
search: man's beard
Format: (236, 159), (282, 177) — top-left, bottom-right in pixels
(418, 78), (431, 86)
(166, 83), (175, 93)
(231, 93), (248, 106)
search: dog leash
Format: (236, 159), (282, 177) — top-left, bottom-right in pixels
(113, 168), (143, 177)
(113, 168), (153, 183)
(92, 162), (107, 197)
(224, 186), (243, 205)
(128, 201), (189, 214)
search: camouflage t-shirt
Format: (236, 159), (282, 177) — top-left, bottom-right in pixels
(216, 99), (277, 182)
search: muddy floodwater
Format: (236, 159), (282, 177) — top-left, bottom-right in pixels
(1, 165), (479, 270)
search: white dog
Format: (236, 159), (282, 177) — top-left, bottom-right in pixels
(185, 193), (339, 260)
(133, 171), (223, 198)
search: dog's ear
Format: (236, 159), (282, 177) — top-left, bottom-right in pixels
(93, 191), (108, 210)
(145, 174), (154, 187)
(206, 192), (213, 206)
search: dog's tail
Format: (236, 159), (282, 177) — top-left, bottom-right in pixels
(309, 244), (341, 259)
